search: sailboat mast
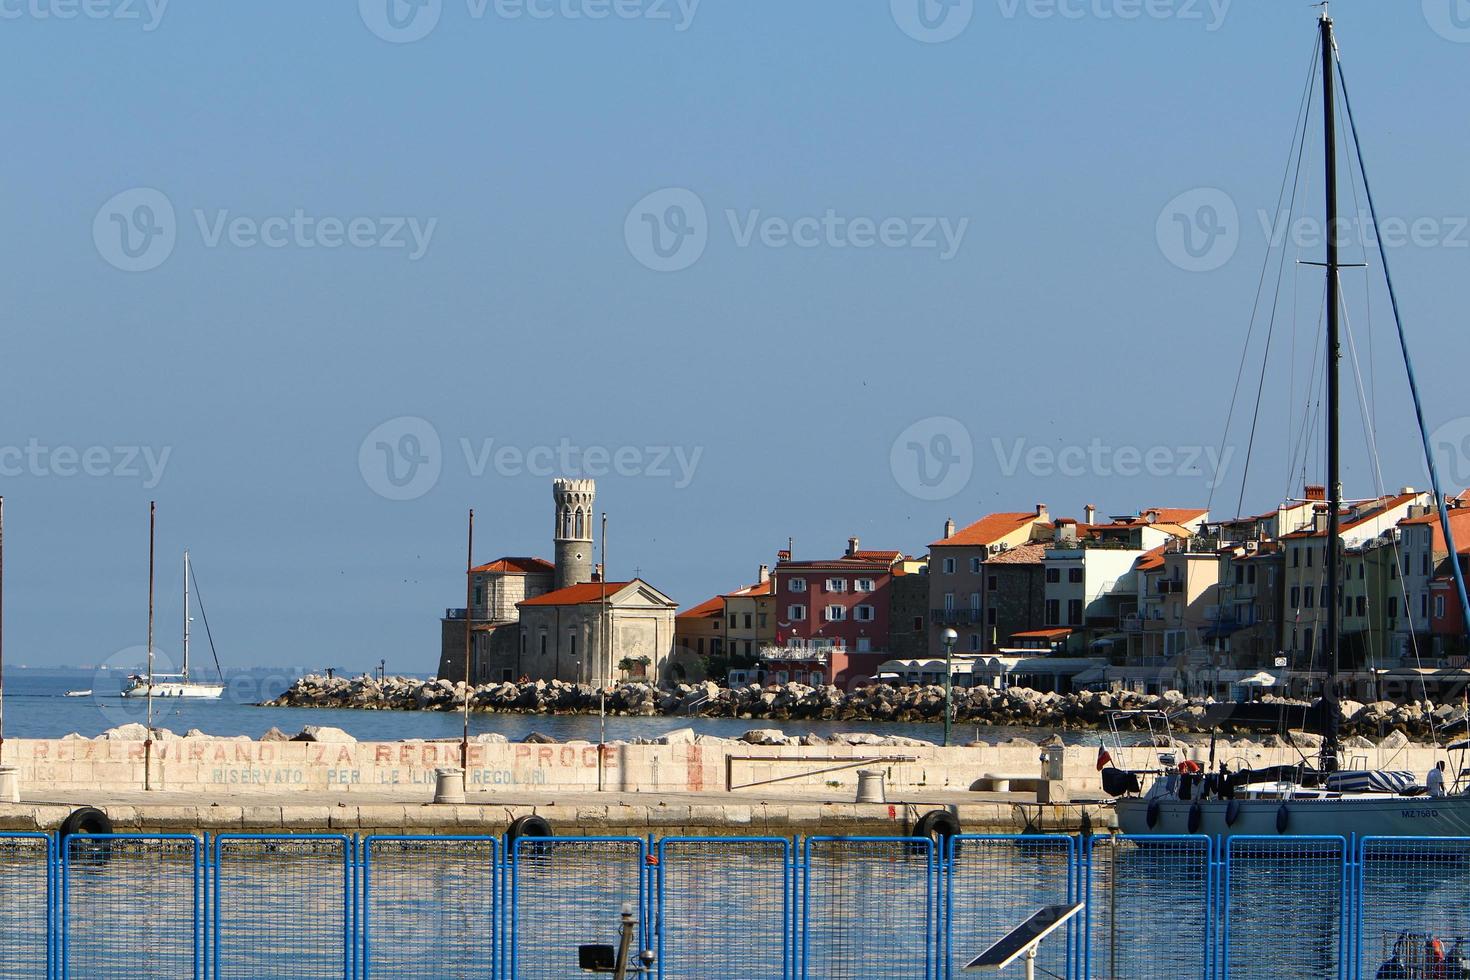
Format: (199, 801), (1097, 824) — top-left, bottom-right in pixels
(182, 550), (191, 681)
(1320, 9), (1343, 771)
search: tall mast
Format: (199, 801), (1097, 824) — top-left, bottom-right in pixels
(145, 501), (156, 790)
(1320, 9), (1342, 771)
(182, 550), (191, 681)
(0, 497), (6, 767)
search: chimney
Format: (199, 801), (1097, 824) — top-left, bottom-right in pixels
(758, 564), (770, 584)
(1084, 504), (1097, 526)
(1035, 503), (1049, 522)
(847, 536), (860, 557)
(1305, 484), (1326, 502)
(943, 519), (955, 540)
(592, 563), (604, 582)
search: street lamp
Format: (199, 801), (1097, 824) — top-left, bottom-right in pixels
(941, 627), (959, 747)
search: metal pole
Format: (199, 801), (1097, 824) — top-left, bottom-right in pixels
(599, 512), (608, 792)
(145, 501), (155, 791)
(0, 496), (6, 767)
(182, 550), (190, 681)
(1025, 947), (1036, 980)
(613, 903), (635, 980)
(461, 509), (474, 774)
(943, 635), (955, 747)
(1320, 10), (1342, 772)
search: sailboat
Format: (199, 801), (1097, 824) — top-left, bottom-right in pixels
(1110, 10), (1470, 838)
(121, 550), (225, 700)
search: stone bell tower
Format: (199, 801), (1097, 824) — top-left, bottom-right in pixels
(552, 478), (596, 590)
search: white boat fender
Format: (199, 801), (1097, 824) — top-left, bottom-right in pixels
(505, 814), (553, 853)
(1225, 799), (1241, 827)
(1275, 804), (1290, 835)
(1146, 800), (1161, 829)
(1187, 802), (1203, 835)
(912, 809), (962, 855)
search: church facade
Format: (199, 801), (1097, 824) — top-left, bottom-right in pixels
(436, 479), (678, 685)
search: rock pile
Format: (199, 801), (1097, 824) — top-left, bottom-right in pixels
(262, 675), (1458, 740)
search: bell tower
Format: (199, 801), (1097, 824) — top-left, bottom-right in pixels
(552, 478), (596, 590)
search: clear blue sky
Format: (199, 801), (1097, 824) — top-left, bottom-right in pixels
(2, 0), (1467, 671)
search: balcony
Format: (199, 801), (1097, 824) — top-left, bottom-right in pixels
(760, 645), (832, 665)
(931, 609), (983, 626)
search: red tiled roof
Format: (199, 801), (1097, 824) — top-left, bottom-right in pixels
(1013, 628), (1072, 639)
(1282, 493), (1424, 539)
(676, 595), (724, 619)
(723, 579), (776, 599)
(984, 543), (1050, 565)
(472, 556), (554, 575)
(518, 582), (633, 607)
(1146, 507), (1208, 524)
(1134, 546), (1167, 572)
(931, 512), (1041, 548)
(1399, 508), (1470, 552)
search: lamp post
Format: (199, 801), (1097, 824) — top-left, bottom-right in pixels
(941, 627), (958, 747)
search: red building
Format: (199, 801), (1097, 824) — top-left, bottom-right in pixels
(765, 537), (905, 688)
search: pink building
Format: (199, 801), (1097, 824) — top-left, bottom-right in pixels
(766, 537), (904, 688)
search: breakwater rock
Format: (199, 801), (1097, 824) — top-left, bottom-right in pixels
(263, 675), (1454, 740)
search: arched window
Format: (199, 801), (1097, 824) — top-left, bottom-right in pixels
(562, 508), (573, 538)
(575, 509), (585, 538)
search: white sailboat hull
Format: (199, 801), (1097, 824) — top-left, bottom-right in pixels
(1115, 795), (1470, 839)
(121, 682), (224, 700)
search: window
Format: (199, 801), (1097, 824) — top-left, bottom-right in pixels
(969, 592), (981, 610)
(473, 585), (484, 605)
(986, 607), (997, 626)
(943, 558), (955, 574)
(1437, 595), (1447, 618)
(1306, 547), (1313, 567)
(1068, 598), (1083, 625)
(1045, 599), (1061, 625)
(1356, 596), (1366, 617)
(744, 613), (752, 629)
(1358, 563), (1365, 580)
(1045, 568), (1061, 584)
(1234, 566), (1244, 585)
(944, 592), (955, 610)
(568, 631), (576, 659)
(855, 604), (875, 622)
(1292, 547), (1299, 568)
(1248, 565), (1257, 584)
(1304, 586), (1315, 608)
(826, 578), (846, 592)
(1424, 553), (1431, 576)
(855, 638), (871, 653)
(987, 574), (998, 592)
(1290, 586), (1300, 608)
(1389, 596), (1399, 617)
(1422, 593), (1429, 618)
(855, 578), (875, 592)
(824, 605), (846, 622)
(788, 604), (807, 621)
(790, 578), (807, 592)
(1068, 568), (1083, 584)
(1391, 562), (1398, 580)
(500, 669), (513, 682)
(697, 637), (705, 655)
(539, 631), (547, 656)
(1304, 630), (1314, 657)
(729, 614), (737, 628)
(520, 629), (527, 655)
(912, 616), (923, 631)
(969, 633), (980, 652)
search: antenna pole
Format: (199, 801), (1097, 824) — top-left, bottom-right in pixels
(461, 509), (474, 776)
(1320, 10), (1342, 771)
(145, 501), (156, 790)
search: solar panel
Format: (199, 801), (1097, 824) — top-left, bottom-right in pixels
(962, 903), (1084, 972)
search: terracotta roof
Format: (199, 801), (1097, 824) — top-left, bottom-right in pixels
(1134, 546), (1167, 572)
(518, 582), (634, 607)
(1146, 507), (1208, 524)
(723, 579), (776, 599)
(1282, 493), (1424, 539)
(1399, 507), (1470, 552)
(676, 595), (724, 619)
(984, 543), (1049, 565)
(1012, 628), (1072, 639)
(931, 512), (1042, 548)
(778, 554), (901, 572)
(472, 556), (554, 575)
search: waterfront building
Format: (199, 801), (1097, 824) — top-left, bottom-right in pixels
(927, 507), (1053, 657)
(516, 579), (679, 684)
(438, 557), (554, 685)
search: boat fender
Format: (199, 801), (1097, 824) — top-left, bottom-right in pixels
(1275, 804), (1289, 835)
(58, 806), (114, 864)
(1146, 800), (1161, 829)
(1225, 799), (1241, 827)
(505, 814), (553, 852)
(912, 810), (962, 854)
(1187, 802), (1203, 835)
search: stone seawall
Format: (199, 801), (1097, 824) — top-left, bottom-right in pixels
(265, 674), (1460, 740)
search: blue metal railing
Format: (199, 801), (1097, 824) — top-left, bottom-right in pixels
(10, 830), (1470, 978)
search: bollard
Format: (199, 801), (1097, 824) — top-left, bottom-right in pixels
(855, 769), (886, 804)
(433, 767), (466, 804)
(0, 767), (18, 804)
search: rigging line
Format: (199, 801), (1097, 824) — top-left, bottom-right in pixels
(1211, 35), (1322, 517)
(188, 561), (226, 684)
(1336, 53), (1470, 671)
(1285, 284), (1329, 499)
(1333, 67), (1379, 448)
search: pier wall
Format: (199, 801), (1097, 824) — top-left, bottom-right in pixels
(4, 736), (1448, 798)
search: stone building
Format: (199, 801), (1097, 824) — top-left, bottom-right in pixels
(438, 557), (554, 685)
(928, 508), (1053, 656)
(516, 580), (678, 684)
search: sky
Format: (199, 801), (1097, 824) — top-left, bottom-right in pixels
(1, 0), (1468, 672)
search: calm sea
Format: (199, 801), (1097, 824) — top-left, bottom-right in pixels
(0, 667), (1106, 745)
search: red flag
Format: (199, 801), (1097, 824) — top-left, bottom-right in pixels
(1096, 746), (1112, 771)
